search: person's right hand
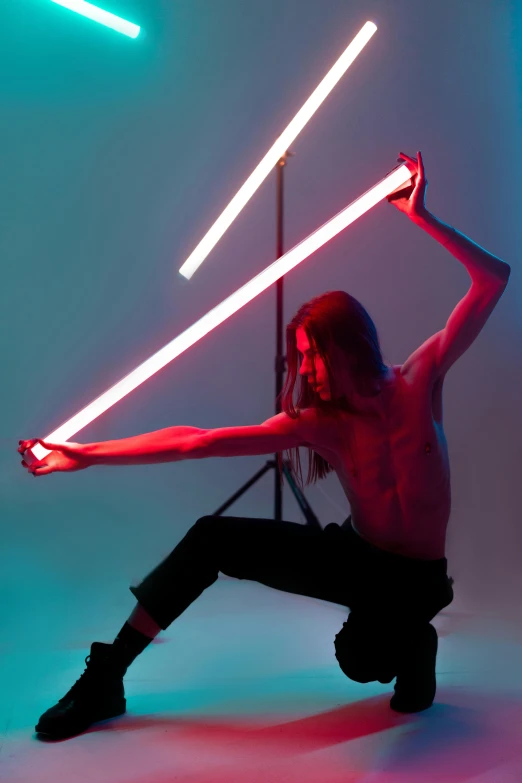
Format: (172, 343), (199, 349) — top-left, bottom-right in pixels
(18, 438), (91, 477)
(387, 151), (429, 220)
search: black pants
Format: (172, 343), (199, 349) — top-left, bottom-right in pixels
(130, 516), (453, 684)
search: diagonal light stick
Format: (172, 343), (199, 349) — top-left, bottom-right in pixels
(50, 0), (140, 38)
(28, 163), (412, 462)
(179, 21), (377, 279)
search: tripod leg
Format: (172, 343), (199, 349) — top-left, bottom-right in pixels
(213, 461), (275, 516)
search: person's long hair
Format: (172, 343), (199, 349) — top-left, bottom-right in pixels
(279, 290), (389, 486)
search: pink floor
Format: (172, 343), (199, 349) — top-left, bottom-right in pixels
(2, 578), (522, 782)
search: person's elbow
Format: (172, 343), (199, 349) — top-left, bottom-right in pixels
(191, 427), (262, 460)
(178, 429), (212, 460)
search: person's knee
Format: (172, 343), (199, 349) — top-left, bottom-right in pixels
(334, 648), (375, 683)
(334, 637), (385, 683)
(193, 515), (226, 537)
(194, 515), (215, 529)
(185, 516), (221, 551)
(191, 515), (234, 558)
(194, 515), (244, 545)
(334, 617), (397, 685)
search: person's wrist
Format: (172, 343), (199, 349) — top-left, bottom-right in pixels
(82, 442), (99, 466)
(409, 207), (432, 227)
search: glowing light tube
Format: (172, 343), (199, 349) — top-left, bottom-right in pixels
(29, 163), (411, 462)
(50, 0), (140, 38)
(178, 21), (377, 280)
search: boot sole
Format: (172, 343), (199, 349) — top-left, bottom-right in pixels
(35, 701), (126, 739)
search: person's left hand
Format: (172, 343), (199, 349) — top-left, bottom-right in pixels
(388, 151), (429, 220)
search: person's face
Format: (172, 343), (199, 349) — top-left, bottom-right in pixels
(296, 327), (333, 401)
(296, 326), (381, 405)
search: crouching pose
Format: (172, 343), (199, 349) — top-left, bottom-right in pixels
(19, 152), (510, 740)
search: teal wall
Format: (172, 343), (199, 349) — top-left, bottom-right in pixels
(1, 0), (521, 631)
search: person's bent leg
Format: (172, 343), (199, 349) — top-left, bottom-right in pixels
(129, 515), (356, 631)
(331, 531), (454, 711)
(389, 575), (453, 713)
(35, 515), (355, 740)
(334, 612), (440, 710)
(116, 515), (354, 675)
(389, 621), (439, 713)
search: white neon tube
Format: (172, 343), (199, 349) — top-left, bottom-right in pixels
(29, 163), (412, 462)
(178, 21), (377, 280)
(50, 0), (140, 38)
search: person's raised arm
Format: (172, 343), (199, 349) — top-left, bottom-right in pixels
(18, 412), (315, 476)
(389, 151), (511, 381)
(389, 151), (511, 285)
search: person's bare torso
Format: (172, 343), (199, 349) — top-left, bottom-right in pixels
(310, 365), (451, 561)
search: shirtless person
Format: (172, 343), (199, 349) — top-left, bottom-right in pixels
(20, 152), (510, 740)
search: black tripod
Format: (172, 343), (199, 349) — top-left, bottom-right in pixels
(212, 154), (321, 529)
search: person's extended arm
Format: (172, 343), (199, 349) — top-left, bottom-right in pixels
(87, 414), (311, 465)
(19, 412), (315, 476)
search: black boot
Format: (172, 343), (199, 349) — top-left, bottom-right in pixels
(390, 623), (438, 713)
(35, 642), (128, 739)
